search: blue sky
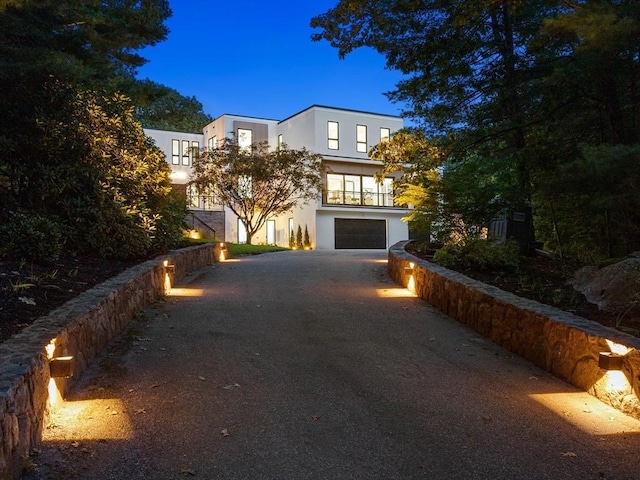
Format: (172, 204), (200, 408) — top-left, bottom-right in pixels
(135, 1), (406, 121)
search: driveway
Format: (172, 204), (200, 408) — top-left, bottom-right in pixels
(30, 250), (640, 479)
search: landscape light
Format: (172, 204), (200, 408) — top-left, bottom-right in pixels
(49, 356), (74, 378)
(598, 351), (624, 371)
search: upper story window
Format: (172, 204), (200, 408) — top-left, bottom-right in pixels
(191, 141), (200, 163)
(327, 121), (339, 150)
(278, 134), (283, 150)
(238, 128), (252, 152)
(208, 136), (217, 150)
(356, 125), (367, 153)
(181, 140), (191, 165)
(380, 127), (391, 142)
(172, 139), (180, 165)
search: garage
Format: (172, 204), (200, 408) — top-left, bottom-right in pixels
(334, 218), (387, 249)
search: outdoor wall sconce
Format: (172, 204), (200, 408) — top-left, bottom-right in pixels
(163, 260), (175, 272)
(599, 351), (624, 371)
(49, 356), (74, 378)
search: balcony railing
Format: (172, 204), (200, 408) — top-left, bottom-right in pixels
(324, 189), (394, 207)
(187, 194), (224, 211)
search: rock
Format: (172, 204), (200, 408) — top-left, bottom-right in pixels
(571, 256), (640, 315)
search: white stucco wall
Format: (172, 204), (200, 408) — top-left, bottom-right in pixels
(144, 128), (205, 185)
(315, 209), (409, 250)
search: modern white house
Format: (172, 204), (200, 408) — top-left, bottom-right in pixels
(145, 105), (409, 250)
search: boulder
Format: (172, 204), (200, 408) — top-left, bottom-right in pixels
(571, 255), (640, 317)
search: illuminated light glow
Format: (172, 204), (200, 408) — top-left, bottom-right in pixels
(529, 392), (640, 435)
(218, 250), (226, 262)
(45, 340), (56, 359)
(166, 287), (205, 297)
(48, 378), (62, 408)
(187, 229), (202, 240)
(373, 259), (388, 264)
(407, 275), (416, 293)
(605, 340), (632, 356)
(163, 260), (169, 268)
(376, 288), (417, 298)
(164, 272), (172, 293)
(43, 398), (134, 441)
(600, 370), (632, 394)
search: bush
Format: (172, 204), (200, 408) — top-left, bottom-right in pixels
(433, 237), (520, 272)
(0, 211), (62, 263)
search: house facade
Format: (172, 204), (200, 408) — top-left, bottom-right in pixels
(145, 105), (409, 250)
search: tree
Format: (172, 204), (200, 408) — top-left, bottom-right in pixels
(128, 79), (213, 131)
(296, 225), (304, 250)
(303, 225), (311, 249)
(191, 139), (323, 245)
(311, 1), (555, 250)
(0, 1), (185, 259)
(312, 1), (640, 258)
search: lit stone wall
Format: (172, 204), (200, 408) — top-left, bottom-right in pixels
(0, 244), (218, 480)
(388, 241), (640, 421)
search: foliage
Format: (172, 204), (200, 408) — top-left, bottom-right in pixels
(0, 1), (186, 260)
(0, 211), (62, 263)
(191, 139), (323, 245)
(303, 225), (311, 249)
(296, 225), (303, 250)
(433, 238), (520, 272)
(0, 0), (170, 86)
(129, 79), (213, 131)
(313, 1), (640, 259)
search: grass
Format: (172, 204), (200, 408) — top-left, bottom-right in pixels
(227, 243), (289, 257)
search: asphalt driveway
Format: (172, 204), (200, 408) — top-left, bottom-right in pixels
(30, 250), (640, 479)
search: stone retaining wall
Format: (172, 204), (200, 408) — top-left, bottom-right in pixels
(0, 244), (220, 480)
(389, 241), (640, 420)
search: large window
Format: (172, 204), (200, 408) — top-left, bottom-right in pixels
(187, 184), (219, 211)
(356, 125), (367, 153)
(208, 136), (217, 150)
(278, 134), (283, 150)
(238, 128), (252, 152)
(380, 127), (391, 142)
(326, 173), (394, 207)
(327, 121), (339, 150)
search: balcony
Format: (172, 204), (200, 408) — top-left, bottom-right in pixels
(324, 189), (394, 207)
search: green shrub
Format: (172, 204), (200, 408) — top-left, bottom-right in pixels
(0, 211), (62, 263)
(433, 237), (520, 272)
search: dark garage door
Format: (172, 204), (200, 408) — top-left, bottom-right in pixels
(334, 219), (387, 249)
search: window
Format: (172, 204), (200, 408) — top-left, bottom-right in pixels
(238, 175), (252, 198)
(191, 141), (199, 164)
(181, 140), (190, 166)
(208, 136), (217, 150)
(380, 127), (391, 142)
(327, 121), (339, 150)
(171, 140), (180, 165)
(356, 125), (367, 153)
(278, 134), (283, 150)
(238, 128), (252, 152)
(326, 174), (394, 207)
(238, 219), (247, 244)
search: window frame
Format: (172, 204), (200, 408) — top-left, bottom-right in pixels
(171, 139), (180, 165)
(238, 128), (253, 152)
(356, 124), (367, 153)
(327, 121), (339, 150)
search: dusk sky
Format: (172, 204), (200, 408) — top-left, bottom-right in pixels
(135, 1), (407, 122)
